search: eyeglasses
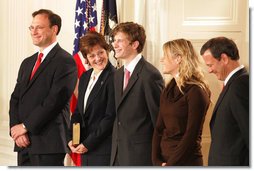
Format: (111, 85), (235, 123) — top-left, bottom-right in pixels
(28, 26), (46, 31)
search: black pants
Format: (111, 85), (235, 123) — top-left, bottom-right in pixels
(18, 148), (66, 166)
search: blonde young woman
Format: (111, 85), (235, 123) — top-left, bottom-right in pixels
(152, 39), (211, 166)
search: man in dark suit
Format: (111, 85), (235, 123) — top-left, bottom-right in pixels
(110, 22), (164, 166)
(9, 9), (77, 166)
(200, 37), (249, 166)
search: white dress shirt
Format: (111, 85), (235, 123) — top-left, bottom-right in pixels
(123, 54), (142, 89)
(224, 65), (244, 86)
(83, 70), (103, 111)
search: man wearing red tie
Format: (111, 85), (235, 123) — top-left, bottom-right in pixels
(110, 22), (164, 166)
(9, 9), (77, 166)
(200, 37), (249, 166)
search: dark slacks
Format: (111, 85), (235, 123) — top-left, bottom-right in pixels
(112, 147), (119, 166)
(18, 148), (66, 166)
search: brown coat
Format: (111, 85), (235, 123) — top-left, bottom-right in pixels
(152, 79), (210, 166)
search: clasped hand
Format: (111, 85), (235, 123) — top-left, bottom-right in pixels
(68, 141), (88, 154)
(10, 124), (30, 148)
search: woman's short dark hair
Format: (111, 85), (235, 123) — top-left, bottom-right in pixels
(79, 31), (110, 58)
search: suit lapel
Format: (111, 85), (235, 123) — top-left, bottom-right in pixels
(29, 44), (60, 84)
(116, 57), (145, 109)
(114, 67), (124, 108)
(26, 54), (38, 85)
(19, 54), (38, 97)
(210, 68), (248, 129)
(20, 44), (61, 98)
(84, 63), (113, 113)
(79, 69), (92, 114)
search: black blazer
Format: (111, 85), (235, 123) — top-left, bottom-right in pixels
(9, 43), (77, 154)
(69, 62), (116, 166)
(208, 68), (249, 166)
(110, 57), (164, 166)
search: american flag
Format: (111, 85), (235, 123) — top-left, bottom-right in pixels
(69, 0), (98, 166)
(71, 0), (98, 114)
(100, 0), (118, 37)
(100, 0), (119, 67)
(73, 0), (97, 55)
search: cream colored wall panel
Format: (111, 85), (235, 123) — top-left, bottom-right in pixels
(201, 135), (211, 166)
(175, 0), (246, 32)
(184, 0), (238, 25)
(179, 32), (248, 67)
(0, 0), (31, 166)
(190, 39), (223, 166)
(1, 0), (33, 123)
(0, 121), (17, 166)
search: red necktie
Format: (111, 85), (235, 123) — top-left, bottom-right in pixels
(124, 69), (130, 90)
(30, 53), (43, 80)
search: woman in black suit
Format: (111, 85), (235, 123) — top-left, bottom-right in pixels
(68, 31), (116, 166)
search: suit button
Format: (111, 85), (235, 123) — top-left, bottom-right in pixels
(118, 121), (121, 125)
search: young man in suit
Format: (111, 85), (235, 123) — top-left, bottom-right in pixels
(200, 37), (249, 166)
(110, 22), (164, 166)
(9, 9), (77, 166)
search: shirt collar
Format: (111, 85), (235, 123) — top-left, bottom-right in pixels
(38, 41), (58, 62)
(124, 54), (142, 75)
(91, 69), (103, 81)
(224, 65), (244, 86)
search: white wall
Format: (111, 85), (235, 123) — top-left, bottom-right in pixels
(0, 0), (249, 166)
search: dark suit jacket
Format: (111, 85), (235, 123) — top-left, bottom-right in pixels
(208, 68), (249, 166)
(69, 62), (116, 166)
(110, 57), (164, 166)
(9, 43), (77, 154)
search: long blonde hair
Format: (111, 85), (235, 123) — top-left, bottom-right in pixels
(163, 39), (210, 94)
